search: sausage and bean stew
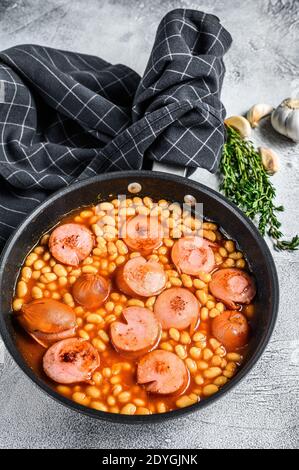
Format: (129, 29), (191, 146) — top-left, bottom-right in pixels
(12, 195), (256, 415)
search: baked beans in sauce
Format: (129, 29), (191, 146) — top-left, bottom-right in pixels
(12, 196), (256, 415)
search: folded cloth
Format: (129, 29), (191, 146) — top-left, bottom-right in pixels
(0, 9), (232, 250)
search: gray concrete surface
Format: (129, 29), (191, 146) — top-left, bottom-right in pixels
(0, 0), (298, 449)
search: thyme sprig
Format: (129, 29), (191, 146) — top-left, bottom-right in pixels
(219, 126), (299, 251)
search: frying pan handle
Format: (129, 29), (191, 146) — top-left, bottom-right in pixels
(152, 161), (187, 177)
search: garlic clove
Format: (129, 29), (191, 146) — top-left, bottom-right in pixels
(259, 147), (279, 175)
(247, 104), (273, 128)
(224, 116), (252, 138)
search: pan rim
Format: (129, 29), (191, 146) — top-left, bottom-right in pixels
(0, 170), (279, 424)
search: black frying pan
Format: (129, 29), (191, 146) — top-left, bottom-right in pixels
(0, 171), (279, 423)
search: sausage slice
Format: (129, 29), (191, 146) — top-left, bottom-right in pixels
(31, 327), (77, 348)
(154, 287), (199, 331)
(110, 306), (161, 355)
(212, 311), (249, 351)
(49, 223), (94, 266)
(43, 338), (100, 384)
(19, 299), (77, 347)
(171, 236), (215, 275)
(137, 350), (189, 395)
(72, 273), (111, 309)
(121, 215), (163, 254)
(116, 256), (167, 297)
(209, 268), (256, 309)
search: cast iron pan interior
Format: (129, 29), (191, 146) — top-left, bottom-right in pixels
(0, 171), (279, 423)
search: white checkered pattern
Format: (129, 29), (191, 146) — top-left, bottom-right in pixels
(0, 9), (231, 250)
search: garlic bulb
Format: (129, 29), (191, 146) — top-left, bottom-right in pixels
(271, 98), (299, 142)
(224, 116), (252, 138)
(259, 147), (279, 175)
(247, 104), (273, 128)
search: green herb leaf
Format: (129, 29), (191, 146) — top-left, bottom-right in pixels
(219, 126), (298, 251)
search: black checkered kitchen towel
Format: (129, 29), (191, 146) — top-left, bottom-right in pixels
(0, 9), (232, 250)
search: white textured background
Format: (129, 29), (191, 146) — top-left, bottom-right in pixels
(0, 0), (298, 449)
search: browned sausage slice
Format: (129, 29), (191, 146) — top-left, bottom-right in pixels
(31, 327), (77, 348)
(49, 223), (94, 266)
(154, 287), (199, 331)
(116, 256), (167, 297)
(137, 350), (189, 395)
(43, 338), (100, 384)
(19, 299), (77, 347)
(72, 273), (111, 309)
(212, 310), (249, 351)
(121, 215), (163, 255)
(110, 306), (161, 355)
(171, 236), (215, 275)
(209, 268), (256, 309)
